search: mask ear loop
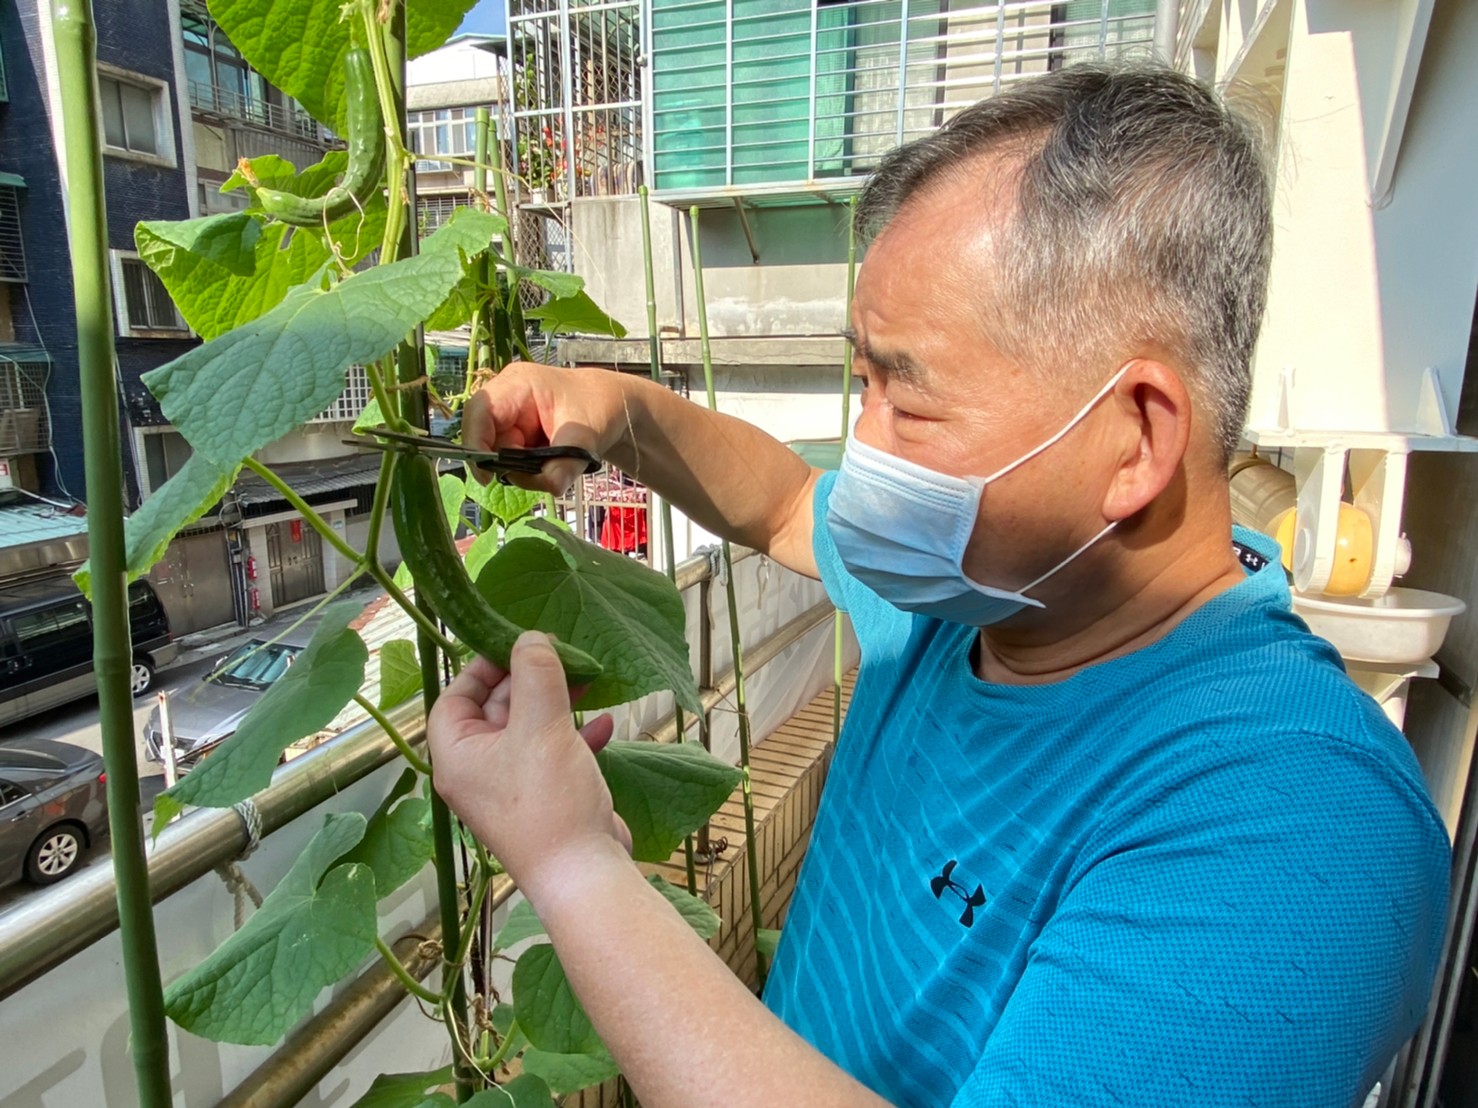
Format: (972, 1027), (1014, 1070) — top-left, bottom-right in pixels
(978, 364), (1132, 485)
(1018, 519), (1119, 594)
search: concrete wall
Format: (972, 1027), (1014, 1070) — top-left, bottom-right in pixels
(570, 196), (853, 341)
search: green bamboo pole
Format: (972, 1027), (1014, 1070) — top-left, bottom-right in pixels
(52, 3), (171, 1103)
(471, 108), (494, 378)
(833, 197), (859, 744)
(689, 207), (767, 987)
(383, 7), (473, 1099)
(637, 186), (697, 895)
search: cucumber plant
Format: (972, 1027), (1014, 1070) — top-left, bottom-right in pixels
(78, 1), (744, 1102)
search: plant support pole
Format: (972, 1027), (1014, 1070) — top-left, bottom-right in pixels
(383, 5), (472, 1099)
(52, 2), (172, 1103)
(638, 185), (697, 894)
(690, 207), (767, 987)
(833, 197), (858, 744)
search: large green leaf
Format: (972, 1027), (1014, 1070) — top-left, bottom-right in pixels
(463, 1076), (555, 1108)
(164, 812), (377, 1044)
(756, 927), (782, 958)
(475, 520), (701, 715)
(462, 527), (502, 585)
(337, 768), (433, 898)
(520, 1046), (620, 1098)
(493, 899), (546, 950)
(73, 451), (238, 598)
(207, 0), (478, 131)
(463, 467), (540, 526)
(143, 209), (505, 468)
(523, 290), (627, 339)
(507, 264), (584, 301)
(595, 741), (743, 863)
(138, 159), (385, 343)
(377, 638), (422, 710)
(512, 943), (601, 1055)
(349, 1066), (455, 1108)
(152, 602), (369, 827)
(647, 874), (721, 940)
(439, 472), (467, 537)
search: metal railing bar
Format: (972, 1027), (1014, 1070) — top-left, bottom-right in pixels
(216, 914), (446, 1108)
(0, 696), (425, 1001)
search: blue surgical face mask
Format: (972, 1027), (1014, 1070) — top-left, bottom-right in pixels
(827, 366), (1128, 627)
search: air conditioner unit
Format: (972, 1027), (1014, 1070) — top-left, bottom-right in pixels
(0, 454), (38, 491)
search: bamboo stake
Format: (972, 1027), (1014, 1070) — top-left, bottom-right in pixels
(471, 108), (494, 377)
(383, 7), (473, 1100)
(689, 206), (768, 988)
(51, 2), (171, 1103)
(637, 185), (697, 895)
(833, 196), (859, 744)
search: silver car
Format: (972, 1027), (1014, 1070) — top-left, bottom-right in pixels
(142, 627), (314, 767)
(0, 739), (109, 887)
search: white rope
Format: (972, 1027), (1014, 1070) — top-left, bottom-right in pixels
(214, 800), (265, 929)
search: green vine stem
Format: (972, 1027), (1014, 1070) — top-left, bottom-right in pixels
(376, 936), (442, 1004)
(689, 206), (767, 987)
(352, 694), (431, 775)
(361, 2), (413, 267)
(238, 458), (459, 656)
(479, 1016), (523, 1071)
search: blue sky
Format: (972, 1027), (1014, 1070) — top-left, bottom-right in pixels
(457, 0), (507, 35)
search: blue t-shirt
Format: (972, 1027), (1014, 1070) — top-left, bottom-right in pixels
(763, 472), (1450, 1107)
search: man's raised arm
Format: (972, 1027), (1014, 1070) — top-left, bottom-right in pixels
(462, 361), (821, 578)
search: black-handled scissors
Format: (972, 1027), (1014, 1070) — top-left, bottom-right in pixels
(344, 428), (603, 478)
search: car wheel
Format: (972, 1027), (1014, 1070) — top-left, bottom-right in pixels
(130, 657), (156, 696)
(25, 823), (86, 885)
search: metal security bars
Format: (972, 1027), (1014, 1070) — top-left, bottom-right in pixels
(119, 258), (186, 332)
(647, 0), (1157, 202)
(0, 349), (51, 455)
(310, 364), (374, 423)
(0, 185), (25, 282)
(507, 0), (644, 204)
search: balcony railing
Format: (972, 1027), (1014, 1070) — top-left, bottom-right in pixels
(647, 0), (1158, 202)
(188, 79), (322, 142)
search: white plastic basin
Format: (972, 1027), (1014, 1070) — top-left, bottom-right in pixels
(1290, 587), (1466, 665)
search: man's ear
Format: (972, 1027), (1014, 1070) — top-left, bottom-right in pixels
(1101, 359), (1193, 522)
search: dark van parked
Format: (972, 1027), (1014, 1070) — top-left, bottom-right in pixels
(0, 578), (179, 728)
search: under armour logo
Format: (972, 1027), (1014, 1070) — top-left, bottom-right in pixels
(930, 859), (987, 928)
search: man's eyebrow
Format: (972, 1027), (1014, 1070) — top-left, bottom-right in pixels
(839, 328), (926, 384)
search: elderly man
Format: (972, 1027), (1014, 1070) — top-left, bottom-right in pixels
(430, 64), (1450, 1106)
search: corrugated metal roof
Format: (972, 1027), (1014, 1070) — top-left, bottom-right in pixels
(0, 501), (88, 549)
(232, 454), (383, 512)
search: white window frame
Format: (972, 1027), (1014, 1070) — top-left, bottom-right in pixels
(96, 62), (178, 169)
(109, 249), (191, 339)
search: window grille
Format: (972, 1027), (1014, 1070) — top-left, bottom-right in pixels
(417, 194), (474, 235)
(509, 0), (643, 204)
(0, 350), (52, 455)
(645, 0), (1157, 199)
(311, 363), (374, 423)
(0, 186), (26, 282)
(432, 348), (469, 395)
(120, 258), (187, 331)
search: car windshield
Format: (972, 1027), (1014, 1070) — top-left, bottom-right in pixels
(212, 642), (298, 689)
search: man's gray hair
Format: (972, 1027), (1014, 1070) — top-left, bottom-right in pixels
(855, 63), (1273, 462)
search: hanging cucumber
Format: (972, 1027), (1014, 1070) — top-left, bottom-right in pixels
(389, 452), (603, 685)
(254, 48), (386, 227)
